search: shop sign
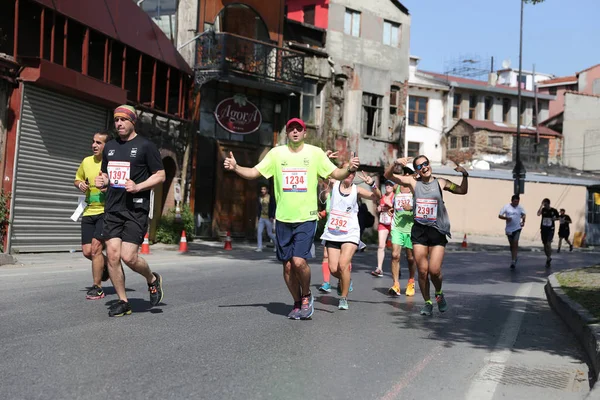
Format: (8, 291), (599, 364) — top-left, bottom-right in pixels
(214, 94), (262, 134)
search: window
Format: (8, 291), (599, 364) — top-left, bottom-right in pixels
(383, 20), (400, 47)
(408, 96), (427, 126)
(513, 137), (549, 165)
(488, 136), (503, 148)
(452, 94), (462, 119)
(461, 136), (470, 148)
(484, 96), (493, 120)
(344, 9), (360, 37)
(390, 86), (399, 115)
(302, 80), (321, 125)
(407, 141), (421, 158)
(469, 95), (477, 119)
(502, 98), (511, 123)
(450, 137), (458, 149)
(303, 5), (315, 25)
(362, 93), (383, 136)
(519, 100), (527, 125)
(549, 86), (557, 95)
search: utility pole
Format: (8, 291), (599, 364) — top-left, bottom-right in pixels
(513, 0), (526, 195)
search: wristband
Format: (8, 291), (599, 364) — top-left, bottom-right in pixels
(370, 181), (377, 189)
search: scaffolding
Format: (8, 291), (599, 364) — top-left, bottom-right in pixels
(443, 54), (492, 81)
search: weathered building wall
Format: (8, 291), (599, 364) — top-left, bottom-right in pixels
(176, 0), (200, 67)
(324, 0), (410, 167)
(563, 92), (600, 171)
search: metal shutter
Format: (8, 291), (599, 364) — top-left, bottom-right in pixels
(9, 85), (108, 252)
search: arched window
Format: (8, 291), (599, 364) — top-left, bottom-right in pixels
(214, 4), (270, 42)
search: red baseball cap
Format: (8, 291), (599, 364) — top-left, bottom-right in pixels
(286, 118), (306, 130)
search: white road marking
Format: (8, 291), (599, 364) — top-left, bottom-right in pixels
(464, 282), (533, 400)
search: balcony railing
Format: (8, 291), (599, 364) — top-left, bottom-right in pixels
(195, 32), (304, 88)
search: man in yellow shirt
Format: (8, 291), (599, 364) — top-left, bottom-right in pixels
(74, 131), (110, 300)
(224, 118), (359, 320)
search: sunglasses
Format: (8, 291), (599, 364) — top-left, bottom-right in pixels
(415, 161), (429, 171)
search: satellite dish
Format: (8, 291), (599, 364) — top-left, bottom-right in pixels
(502, 59), (511, 69)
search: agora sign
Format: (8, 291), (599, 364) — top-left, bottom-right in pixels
(214, 94), (262, 134)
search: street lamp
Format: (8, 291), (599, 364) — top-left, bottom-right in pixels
(514, 0), (545, 195)
(513, 0), (526, 195)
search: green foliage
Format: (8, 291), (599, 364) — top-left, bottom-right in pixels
(155, 205), (195, 244)
(0, 190), (10, 252)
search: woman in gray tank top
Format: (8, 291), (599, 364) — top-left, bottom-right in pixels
(384, 155), (468, 316)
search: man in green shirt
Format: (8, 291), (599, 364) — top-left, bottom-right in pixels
(224, 118), (359, 320)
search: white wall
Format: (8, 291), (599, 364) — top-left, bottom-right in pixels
(563, 92), (600, 171)
(405, 87), (445, 163)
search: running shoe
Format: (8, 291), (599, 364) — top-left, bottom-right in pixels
(101, 264), (109, 282)
(86, 285), (105, 300)
(148, 272), (163, 306)
(545, 258), (552, 269)
(510, 263), (516, 270)
(388, 284), (401, 297)
(108, 300), (132, 317)
(338, 297), (349, 310)
(570, 244), (573, 252)
(405, 281), (415, 297)
(557, 248), (561, 254)
(436, 293), (448, 312)
(299, 293), (314, 320)
(349, 280), (353, 293)
(319, 282), (331, 293)
(420, 302), (433, 316)
(254, 248), (263, 252)
(288, 301), (301, 320)
(371, 269), (383, 278)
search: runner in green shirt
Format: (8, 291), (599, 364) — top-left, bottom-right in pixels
(224, 118), (359, 320)
(384, 164), (416, 297)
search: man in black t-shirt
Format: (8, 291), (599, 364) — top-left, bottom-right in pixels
(557, 208), (574, 253)
(536, 198), (559, 268)
(95, 105), (165, 317)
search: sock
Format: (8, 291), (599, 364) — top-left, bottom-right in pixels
(322, 262), (330, 283)
(425, 300), (433, 305)
(435, 290), (443, 296)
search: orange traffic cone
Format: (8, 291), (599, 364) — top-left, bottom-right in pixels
(462, 234), (468, 248)
(224, 231), (232, 250)
(140, 232), (150, 254)
(178, 230), (188, 253)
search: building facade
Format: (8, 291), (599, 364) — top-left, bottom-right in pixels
(286, 0), (411, 168)
(0, 0), (192, 253)
(538, 64), (600, 172)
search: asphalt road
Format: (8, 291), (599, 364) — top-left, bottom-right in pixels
(0, 244), (596, 400)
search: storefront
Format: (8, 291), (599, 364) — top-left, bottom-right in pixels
(193, 81), (287, 238)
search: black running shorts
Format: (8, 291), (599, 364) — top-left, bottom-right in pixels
(101, 210), (149, 245)
(81, 214), (104, 245)
(541, 228), (555, 244)
(411, 223), (448, 247)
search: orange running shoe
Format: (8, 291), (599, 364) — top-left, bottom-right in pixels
(405, 280), (416, 297)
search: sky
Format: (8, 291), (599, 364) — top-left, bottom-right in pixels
(401, 0), (600, 78)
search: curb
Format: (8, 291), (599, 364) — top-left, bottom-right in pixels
(0, 253), (16, 266)
(545, 271), (600, 394)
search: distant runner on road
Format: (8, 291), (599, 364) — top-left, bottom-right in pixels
(498, 194), (526, 270)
